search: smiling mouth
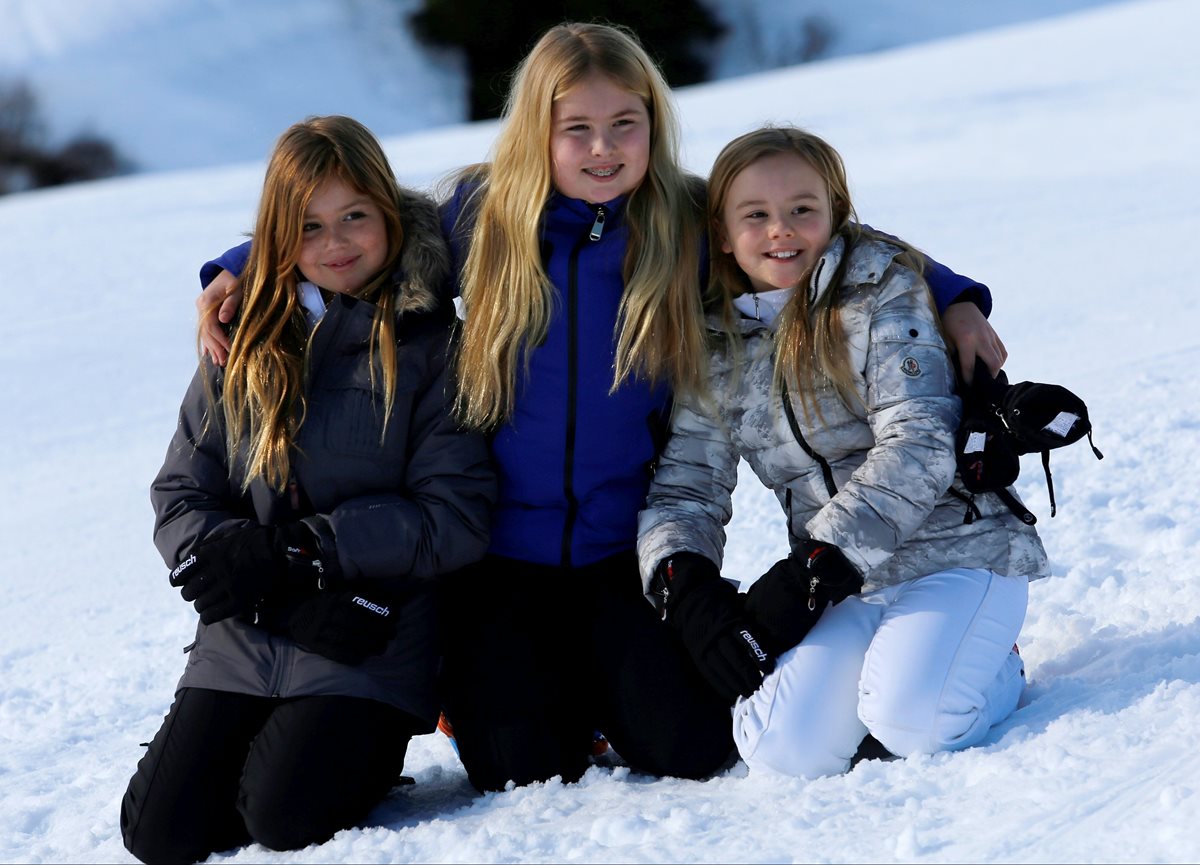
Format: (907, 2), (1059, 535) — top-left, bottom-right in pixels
(765, 250), (800, 259)
(585, 165), (621, 178)
(326, 256), (359, 269)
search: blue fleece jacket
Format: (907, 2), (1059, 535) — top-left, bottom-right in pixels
(201, 193), (990, 568)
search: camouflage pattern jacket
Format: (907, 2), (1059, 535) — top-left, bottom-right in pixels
(637, 234), (1048, 595)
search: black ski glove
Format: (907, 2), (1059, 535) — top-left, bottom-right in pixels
(169, 522), (332, 625)
(745, 540), (864, 656)
(794, 539), (864, 607)
(654, 552), (775, 702)
(277, 585), (400, 666)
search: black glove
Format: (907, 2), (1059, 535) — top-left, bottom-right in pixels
(169, 523), (331, 625)
(654, 552), (775, 702)
(744, 540), (863, 656)
(739, 539), (864, 652)
(794, 539), (864, 607)
(744, 556), (821, 656)
(277, 585), (400, 666)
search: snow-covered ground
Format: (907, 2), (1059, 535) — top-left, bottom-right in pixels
(2, 0), (1199, 861)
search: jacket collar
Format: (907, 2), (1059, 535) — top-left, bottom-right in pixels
(716, 231), (901, 337)
(544, 191), (627, 228)
(807, 233), (846, 306)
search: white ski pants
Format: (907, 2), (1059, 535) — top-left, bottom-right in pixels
(733, 567), (1028, 779)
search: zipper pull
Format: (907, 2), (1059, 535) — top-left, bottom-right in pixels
(589, 205), (606, 241)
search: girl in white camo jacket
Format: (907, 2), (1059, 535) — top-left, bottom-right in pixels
(637, 126), (1049, 779)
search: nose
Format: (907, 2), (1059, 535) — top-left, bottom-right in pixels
(324, 221), (350, 249)
(590, 128), (616, 157)
(768, 215), (795, 238)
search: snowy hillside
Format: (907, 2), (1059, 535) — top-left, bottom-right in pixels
(0, 0), (466, 173)
(1, 0), (1128, 173)
(1, 0), (1199, 862)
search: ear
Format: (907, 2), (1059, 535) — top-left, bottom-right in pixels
(717, 225), (733, 255)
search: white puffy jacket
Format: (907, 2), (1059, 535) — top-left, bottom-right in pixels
(638, 234), (1048, 593)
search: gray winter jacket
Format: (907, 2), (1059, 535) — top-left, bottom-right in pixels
(151, 188), (497, 726)
(638, 234), (1048, 595)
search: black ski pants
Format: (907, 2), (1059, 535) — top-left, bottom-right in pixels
(439, 551), (736, 792)
(120, 688), (420, 864)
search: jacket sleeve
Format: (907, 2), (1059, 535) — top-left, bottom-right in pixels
(150, 365), (255, 568)
(439, 181), (478, 296)
(199, 241), (252, 288)
(861, 223), (991, 316)
(305, 332), (497, 583)
(925, 256), (992, 317)
(805, 267), (961, 575)
(636, 376), (739, 594)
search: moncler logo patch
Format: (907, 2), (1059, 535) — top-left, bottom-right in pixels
(900, 356), (922, 377)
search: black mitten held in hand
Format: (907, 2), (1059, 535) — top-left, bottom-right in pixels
(654, 552), (775, 702)
(168, 522), (331, 625)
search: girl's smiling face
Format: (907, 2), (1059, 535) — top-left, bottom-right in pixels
(720, 152), (833, 293)
(549, 73), (651, 204)
(298, 176), (388, 295)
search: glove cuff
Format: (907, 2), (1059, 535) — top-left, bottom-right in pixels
(651, 552), (721, 612)
(275, 522), (339, 591)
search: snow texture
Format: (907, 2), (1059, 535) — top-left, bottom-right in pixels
(1, 0), (1198, 862)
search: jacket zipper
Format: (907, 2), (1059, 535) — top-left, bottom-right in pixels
(560, 224), (597, 566)
(266, 636), (290, 698)
(781, 381), (839, 498)
(560, 204), (609, 566)
(589, 205), (606, 241)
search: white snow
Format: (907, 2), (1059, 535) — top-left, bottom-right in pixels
(0, 0), (1130, 174)
(2, 0), (1199, 862)
(0, 0), (467, 172)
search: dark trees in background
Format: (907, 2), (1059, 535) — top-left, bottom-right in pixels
(0, 80), (128, 196)
(410, 0), (724, 120)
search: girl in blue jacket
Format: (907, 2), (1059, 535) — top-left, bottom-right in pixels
(192, 23), (1008, 793)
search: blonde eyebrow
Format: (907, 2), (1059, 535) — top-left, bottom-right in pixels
(557, 108), (642, 123)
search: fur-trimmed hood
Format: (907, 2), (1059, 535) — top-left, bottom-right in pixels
(390, 186), (453, 317)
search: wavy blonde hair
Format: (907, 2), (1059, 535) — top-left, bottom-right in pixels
(211, 115), (406, 491)
(450, 22), (707, 430)
(707, 126), (926, 417)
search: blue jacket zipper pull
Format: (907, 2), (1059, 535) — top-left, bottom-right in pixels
(589, 205), (606, 241)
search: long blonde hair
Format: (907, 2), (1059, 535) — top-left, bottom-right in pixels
(707, 126), (926, 417)
(213, 115), (406, 491)
(451, 22), (707, 430)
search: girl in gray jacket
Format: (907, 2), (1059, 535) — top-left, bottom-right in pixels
(121, 116), (495, 863)
(637, 126), (1047, 779)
